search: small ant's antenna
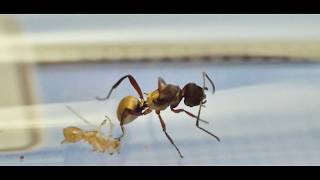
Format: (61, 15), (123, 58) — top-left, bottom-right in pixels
(66, 105), (96, 128)
(96, 119), (107, 131)
(104, 115), (115, 137)
(104, 115), (113, 122)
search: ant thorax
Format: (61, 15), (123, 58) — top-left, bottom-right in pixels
(147, 84), (182, 111)
(83, 131), (120, 153)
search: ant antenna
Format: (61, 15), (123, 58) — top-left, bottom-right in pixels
(66, 105), (96, 128)
(104, 115), (115, 137)
(203, 72), (215, 94)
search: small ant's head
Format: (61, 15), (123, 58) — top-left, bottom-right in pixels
(61, 127), (83, 144)
(182, 83), (206, 107)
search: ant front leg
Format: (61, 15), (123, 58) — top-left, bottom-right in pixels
(156, 111), (183, 158)
(96, 75), (144, 101)
(191, 72), (220, 142)
(170, 106), (209, 124)
(195, 99), (220, 142)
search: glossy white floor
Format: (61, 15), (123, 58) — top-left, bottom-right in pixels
(0, 61), (320, 165)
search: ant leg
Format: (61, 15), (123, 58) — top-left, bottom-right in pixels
(117, 108), (143, 140)
(96, 75), (144, 101)
(170, 106), (209, 124)
(196, 124), (220, 142)
(193, 72), (220, 141)
(117, 116), (126, 141)
(104, 115), (114, 137)
(196, 100), (220, 142)
(142, 108), (152, 115)
(156, 111), (183, 158)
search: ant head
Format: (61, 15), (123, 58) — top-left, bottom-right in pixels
(182, 83), (206, 107)
(61, 127), (83, 144)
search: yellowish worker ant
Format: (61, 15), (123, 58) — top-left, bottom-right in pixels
(96, 72), (219, 158)
(61, 106), (121, 154)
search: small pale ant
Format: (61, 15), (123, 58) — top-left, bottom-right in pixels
(62, 106), (120, 155)
(96, 72), (219, 158)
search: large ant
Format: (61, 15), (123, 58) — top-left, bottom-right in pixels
(96, 72), (219, 158)
(61, 106), (121, 154)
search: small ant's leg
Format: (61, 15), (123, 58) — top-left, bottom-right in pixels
(104, 115), (114, 137)
(96, 75), (144, 101)
(170, 107), (209, 124)
(156, 111), (183, 158)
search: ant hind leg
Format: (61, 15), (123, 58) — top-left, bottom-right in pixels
(96, 75), (144, 101)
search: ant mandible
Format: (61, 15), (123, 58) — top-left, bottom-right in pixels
(96, 72), (220, 158)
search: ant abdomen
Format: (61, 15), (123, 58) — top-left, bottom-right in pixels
(117, 96), (142, 125)
(182, 83), (206, 107)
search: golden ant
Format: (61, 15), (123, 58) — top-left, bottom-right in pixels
(96, 72), (220, 158)
(62, 106), (120, 155)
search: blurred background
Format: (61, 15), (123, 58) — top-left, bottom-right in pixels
(0, 14), (320, 165)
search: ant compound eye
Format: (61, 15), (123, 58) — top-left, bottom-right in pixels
(183, 83), (205, 107)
